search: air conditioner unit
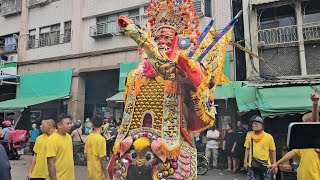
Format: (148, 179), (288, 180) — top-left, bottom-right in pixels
(193, 0), (205, 17)
(8, 54), (18, 62)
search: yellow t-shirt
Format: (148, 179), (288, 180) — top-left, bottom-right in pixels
(46, 132), (75, 180)
(31, 134), (49, 178)
(84, 132), (107, 180)
(244, 132), (276, 167)
(293, 149), (320, 180)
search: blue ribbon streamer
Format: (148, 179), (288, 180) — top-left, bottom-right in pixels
(196, 17), (239, 62)
(188, 20), (214, 58)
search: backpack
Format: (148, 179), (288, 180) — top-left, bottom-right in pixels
(8, 130), (27, 143)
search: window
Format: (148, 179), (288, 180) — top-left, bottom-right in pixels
(28, 29), (36, 49)
(303, 1), (320, 23)
(96, 14), (118, 35)
(39, 24), (60, 47)
(128, 9), (139, 17)
(0, 34), (18, 53)
(64, 21), (71, 43)
(95, 8), (140, 35)
(258, 5), (296, 30)
(205, 0), (212, 17)
(143, 6), (148, 16)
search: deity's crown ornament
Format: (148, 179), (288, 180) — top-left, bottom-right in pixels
(146, 0), (201, 42)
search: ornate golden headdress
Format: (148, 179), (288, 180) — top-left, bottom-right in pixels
(146, 0), (201, 42)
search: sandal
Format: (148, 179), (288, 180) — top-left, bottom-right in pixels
(232, 169), (237, 174)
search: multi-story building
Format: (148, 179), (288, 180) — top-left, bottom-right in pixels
(242, 0), (320, 79)
(0, 0), (236, 125)
(238, 0), (320, 155)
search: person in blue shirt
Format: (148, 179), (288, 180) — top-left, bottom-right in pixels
(30, 123), (40, 155)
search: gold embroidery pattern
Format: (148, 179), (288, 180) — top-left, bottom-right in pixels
(161, 93), (181, 159)
(116, 93), (136, 142)
(130, 79), (165, 130)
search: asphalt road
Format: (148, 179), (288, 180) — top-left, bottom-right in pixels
(11, 155), (247, 180)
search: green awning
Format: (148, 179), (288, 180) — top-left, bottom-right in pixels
(258, 85), (320, 118)
(214, 84), (235, 99)
(224, 52), (231, 79)
(233, 81), (260, 112)
(106, 92), (124, 102)
(0, 96), (68, 112)
(233, 81), (320, 118)
(0, 69), (72, 112)
(107, 61), (139, 103)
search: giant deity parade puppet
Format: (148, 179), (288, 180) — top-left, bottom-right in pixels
(108, 0), (241, 179)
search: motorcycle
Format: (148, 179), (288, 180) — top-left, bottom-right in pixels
(6, 129), (27, 160)
(1, 130), (27, 160)
(3, 140), (26, 160)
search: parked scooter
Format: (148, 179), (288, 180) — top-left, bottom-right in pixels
(3, 140), (26, 160)
(0, 120), (26, 160)
(6, 129), (27, 160)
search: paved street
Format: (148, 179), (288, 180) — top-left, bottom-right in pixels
(11, 155), (246, 180)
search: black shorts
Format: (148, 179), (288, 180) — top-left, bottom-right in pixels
(30, 178), (46, 180)
(233, 146), (245, 159)
(225, 149), (235, 158)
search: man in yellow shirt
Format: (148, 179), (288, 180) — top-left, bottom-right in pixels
(84, 115), (108, 180)
(269, 91), (320, 180)
(26, 117), (56, 180)
(244, 115), (277, 180)
(46, 114), (74, 180)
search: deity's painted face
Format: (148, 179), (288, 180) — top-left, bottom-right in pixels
(154, 27), (176, 54)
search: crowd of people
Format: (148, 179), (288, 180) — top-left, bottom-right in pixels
(0, 92), (319, 180)
(200, 119), (248, 174)
(198, 91), (320, 180)
(0, 114), (122, 180)
(24, 114), (118, 180)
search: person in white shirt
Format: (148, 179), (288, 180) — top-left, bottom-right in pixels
(195, 133), (201, 151)
(206, 125), (220, 169)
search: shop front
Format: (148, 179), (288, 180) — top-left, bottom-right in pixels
(233, 81), (320, 159)
(105, 61), (140, 121)
(0, 59), (18, 123)
(0, 69), (72, 129)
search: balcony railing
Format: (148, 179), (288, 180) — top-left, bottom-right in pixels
(303, 22), (320, 41)
(27, 33), (71, 49)
(27, 0), (48, 8)
(0, 0), (22, 17)
(90, 16), (142, 38)
(258, 22), (320, 47)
